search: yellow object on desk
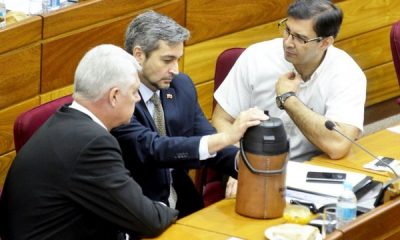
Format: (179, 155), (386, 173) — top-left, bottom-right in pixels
(6, 11), (29, 25)
(283, 204), (312, 224)
(264, 223), (321, 240)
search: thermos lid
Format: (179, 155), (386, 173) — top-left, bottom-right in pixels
(242, 117), (289, 155)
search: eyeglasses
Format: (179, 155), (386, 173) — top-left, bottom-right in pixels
(278, 18), (323, 44)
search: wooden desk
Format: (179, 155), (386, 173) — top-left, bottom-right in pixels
(311, 128), (400, 181)
(177, 198), (285, 240)
(143, 223), (232, 240)
(147, 127), (400, 239)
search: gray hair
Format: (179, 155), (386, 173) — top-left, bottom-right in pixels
(73, 44), (142, 101)
(124, 10), (190, 55)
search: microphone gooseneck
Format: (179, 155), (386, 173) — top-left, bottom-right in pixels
(324, 120), (399, 178)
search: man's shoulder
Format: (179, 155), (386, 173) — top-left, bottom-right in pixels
(242, 38), (285, 63)
(247, 38), (283, 51)
(55, 108), (111, 139)
(170, 73), (196, 90)
(172, 73), (193, 83)
(325, 46), (364, 75)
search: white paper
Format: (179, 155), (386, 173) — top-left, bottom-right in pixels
(4, 0), (30, 13)
(387, 125), (400, 134)
(363, 156), (400, 174)
(286, 161), (370, 198)
(286, 189), (337, 209)
(357, 182), (382, 211)
(4, 0), (68, 14)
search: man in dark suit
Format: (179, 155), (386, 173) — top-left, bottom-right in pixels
(0, 44), (178, 240)
(112, 11), (267, 218)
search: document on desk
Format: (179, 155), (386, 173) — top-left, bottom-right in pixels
(387, 124), (400, 134)
(286, 161), (372, 198)
(286, 188), (337, 210)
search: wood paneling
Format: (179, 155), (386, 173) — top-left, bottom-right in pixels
(185, 0), (400, 85)
(196, 81), (214, 119)
(365, 62), (399, 106)
(186, 0), (290, 45)
(0, 45), (41, 109)
(40, 85), (73, 104)
(0, 98), (40, 155)
(0, 16), (41, 54)
(336, 0), (400, 41)
(184, 21), (281, 85)
(365, 97), (400, 124)
(336, 26), (392, 70)
(0, 151), (15, 190)
(42, 0), (167, 39)
(338, 198), (400, 240)
(41, 20), (127, 92)
(155, 0), (185, 27)
(1, 0), (399, 190)
(186, 0), (400, 112)
(41, 0), (185, 93)
(184, 0), (349, 45)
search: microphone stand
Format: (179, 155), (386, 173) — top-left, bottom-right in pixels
(325, 120), (398, 178)
(325, 120), (400, 206)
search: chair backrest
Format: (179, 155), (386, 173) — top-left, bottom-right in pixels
(13, 95), (73, 153)
(213, 47), (246, 109)
(390, 21), (400, 105)
(202, 48), (245, 207)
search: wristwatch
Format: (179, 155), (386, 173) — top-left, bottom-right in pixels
(276, 91), (296, 110)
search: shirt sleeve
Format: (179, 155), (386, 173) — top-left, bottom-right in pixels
(198, 135), (217, 160)
(324, 59), (366, 131)
(214, 48), (253, 118)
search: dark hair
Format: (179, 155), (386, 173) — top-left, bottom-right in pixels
(287, 0), (343, 38)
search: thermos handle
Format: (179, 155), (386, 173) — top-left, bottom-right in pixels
(239, 138), (287, 175)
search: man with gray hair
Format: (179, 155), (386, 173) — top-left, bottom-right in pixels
(0, 44), (178, 240)
(112, 10), (267, 218)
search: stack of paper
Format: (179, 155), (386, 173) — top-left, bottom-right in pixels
(363, 156), (400, 175)
(286, 161), (371, 198)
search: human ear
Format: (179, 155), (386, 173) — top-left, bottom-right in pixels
(133, 46), (145, 65)
(320, 36), (334, 51)
(108, 87), (120, 107)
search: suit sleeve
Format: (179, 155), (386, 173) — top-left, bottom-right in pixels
(185, 77), (239, 178)
(68, 135), (178, 238)
(113, 117), (203, 169)
(112, 73), (238, 173)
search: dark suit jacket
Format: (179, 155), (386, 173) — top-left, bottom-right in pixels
(0, 106), (177, 240)
(112, 73), (238, 217)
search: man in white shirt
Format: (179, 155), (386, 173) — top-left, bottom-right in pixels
(213, 0), (366, 162)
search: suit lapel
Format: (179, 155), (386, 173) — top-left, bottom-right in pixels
(161, 88), (177, 135)
(136, 97), (158, 131)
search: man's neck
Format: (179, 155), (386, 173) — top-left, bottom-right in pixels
(73, 99), (110, 131)
(295, 51), (326, 82)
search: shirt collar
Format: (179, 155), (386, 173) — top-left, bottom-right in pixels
(295, 47), (330, 87)
(69, 101), (108, 130)
(139, 83), (160, 103)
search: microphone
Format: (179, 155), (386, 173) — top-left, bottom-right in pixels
(324, 120), (398, 178)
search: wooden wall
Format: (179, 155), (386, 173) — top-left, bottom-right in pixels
(0, 0), (399, 189)
(186, 0), (400, 118)
(0, 0), (184, 189)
